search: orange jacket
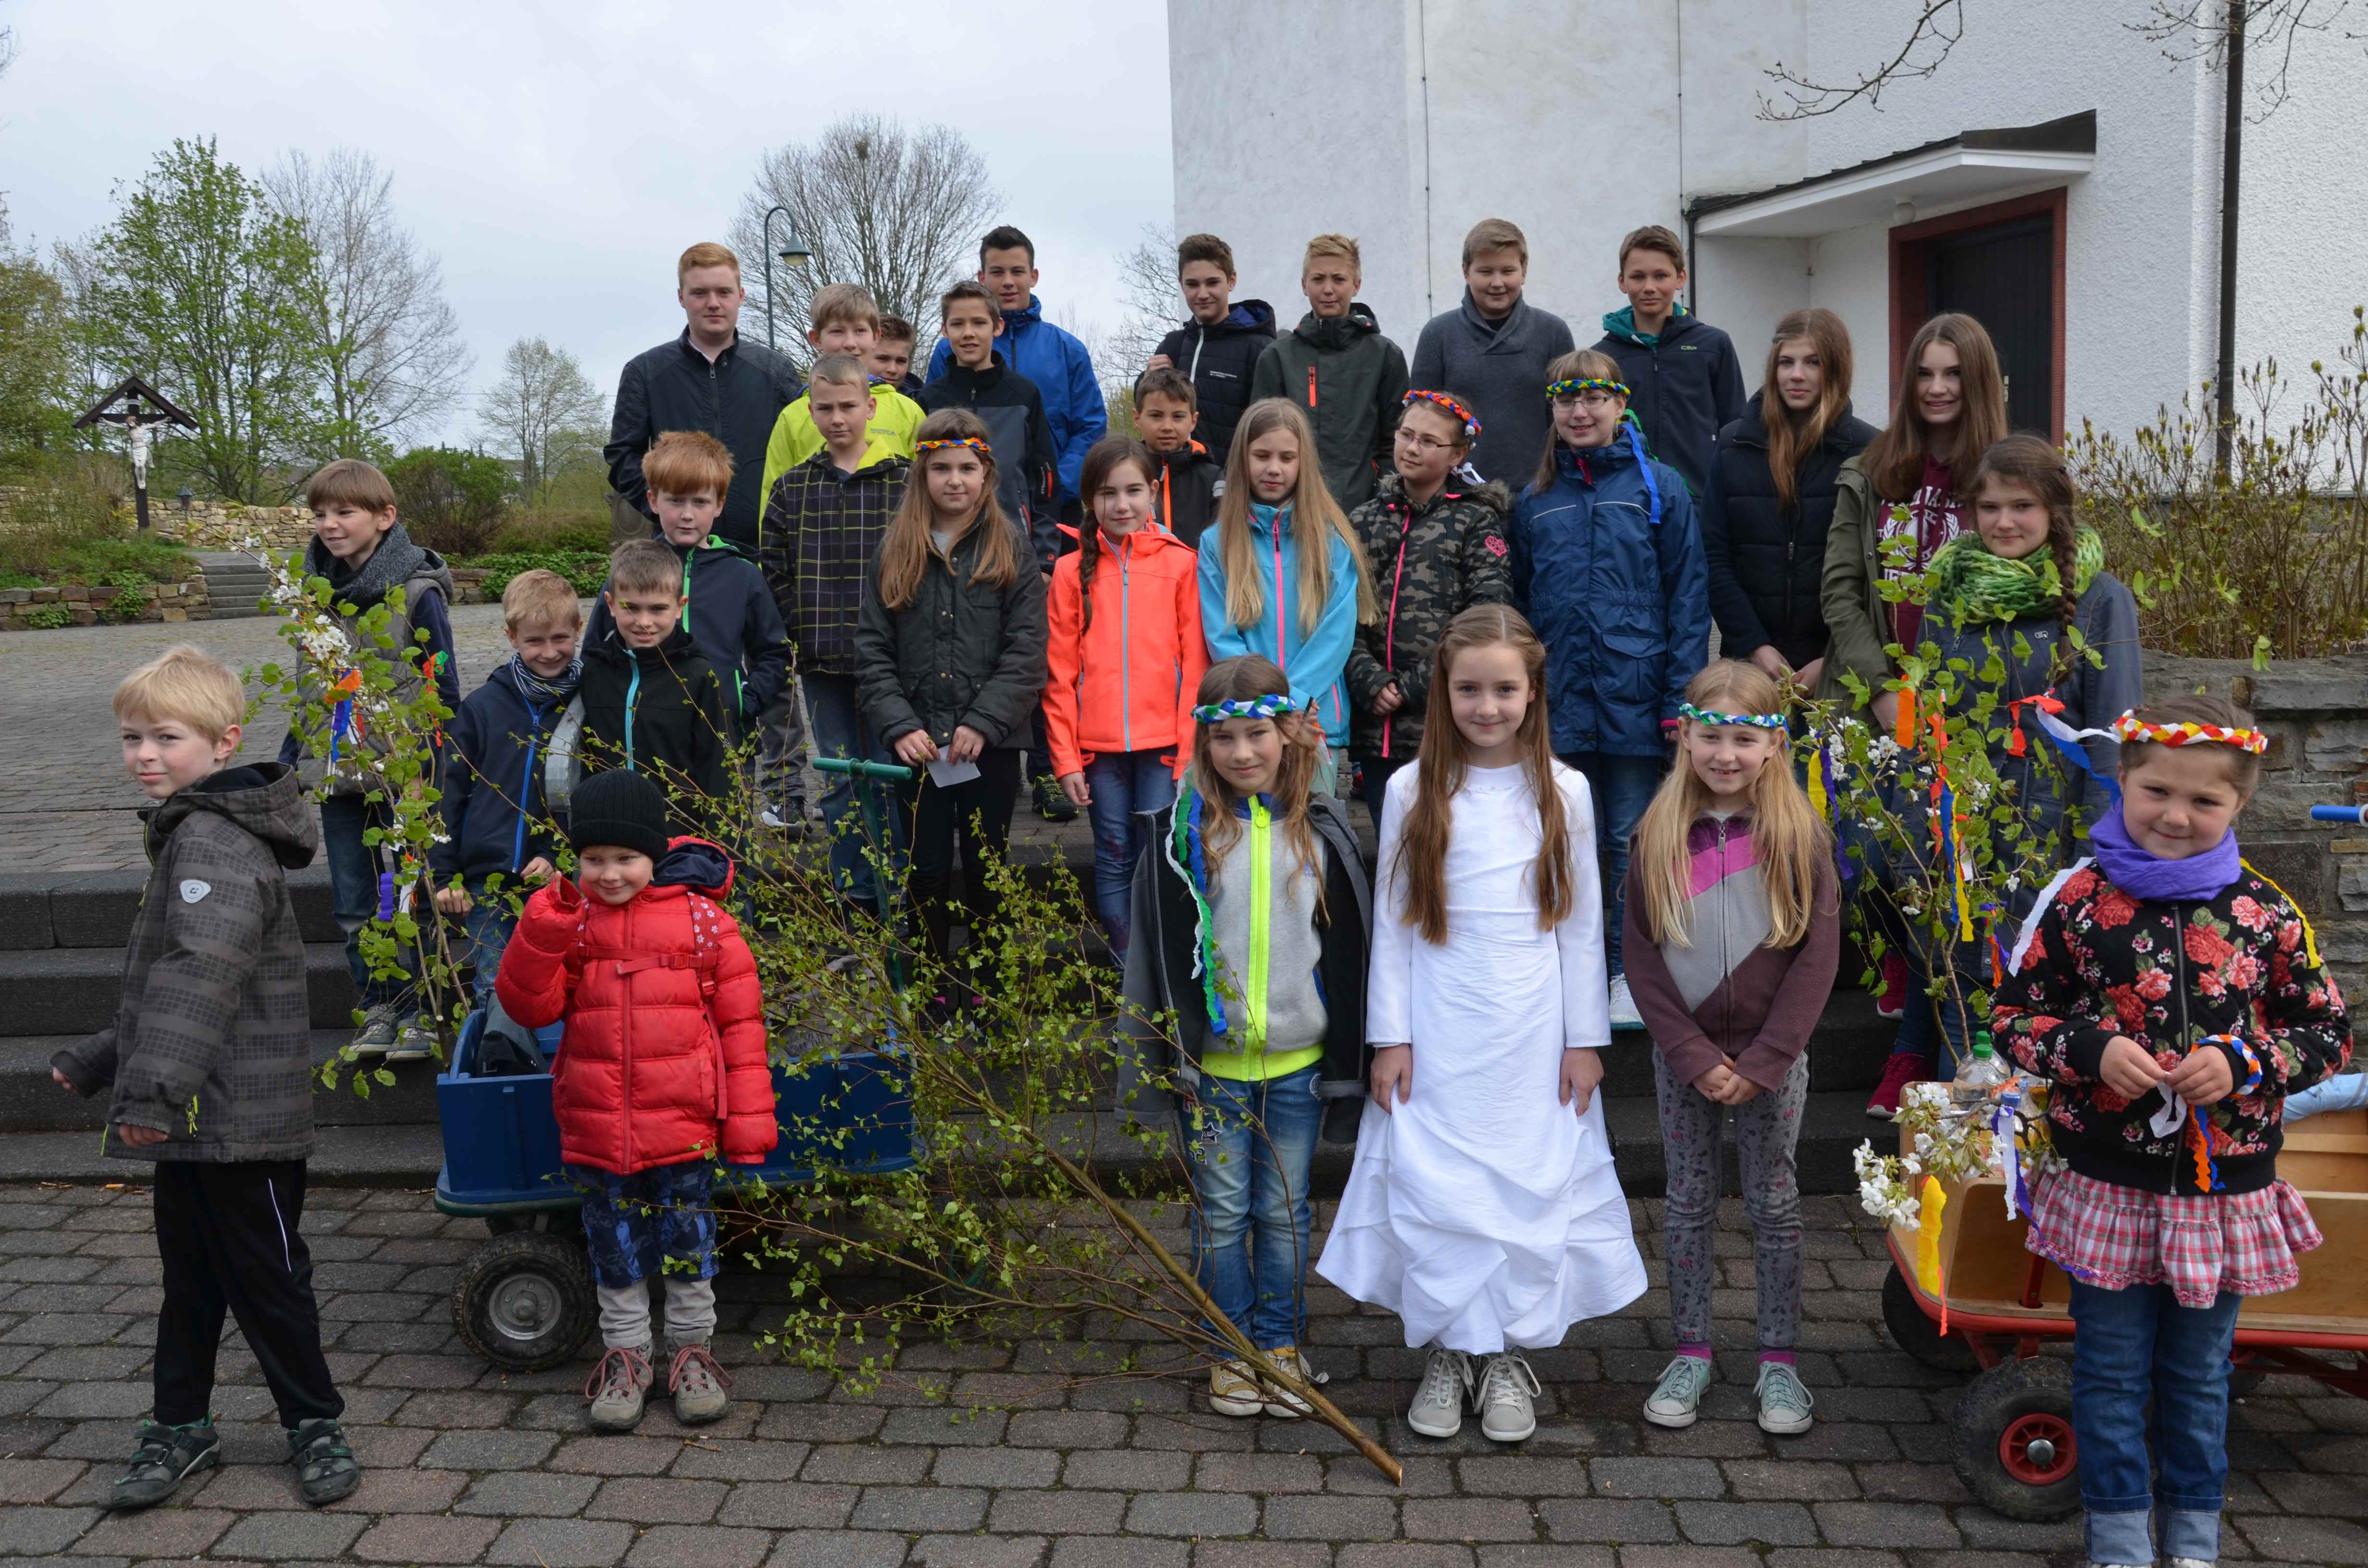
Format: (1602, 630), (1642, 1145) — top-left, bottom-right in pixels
(1044, 526), (1207, 778)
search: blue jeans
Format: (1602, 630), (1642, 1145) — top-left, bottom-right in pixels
(321, 793), (413, 1013)
(1358, 756), (1411, 824)
(1183, 1064), (1324, 1350)
(1556, 750), (1667, 976)
(2068, 1278), (2242, 1567)
(804, 672), (904, 913)
(456, 877), (521, 1010)
(1083, 750), (1176, 958)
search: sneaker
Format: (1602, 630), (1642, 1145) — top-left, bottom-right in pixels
(759, 801), (811, 841)
(667, 1340), (733, 1425)
(1608, 973), (1643, 1029)
(1754, 1360), (1815, 1434)
(1260, 1345), (1320, 1420)
(287, 1417), (360, 1505)
(1865, 1051), (1932, 1120)
(108, 1419), (219, 1510)
(347, 1005), (399, 1059)
(2165, 1560), (2215, 1568)
(1208, 1359), (1262, 1418)
(1476, 1352), (1542, 1443)
(1875, 952), (1910, 1018)
(1406, 1347), (1473, 1438)
(584, 1343), (654, 1432)
(385, 1013), (438, 1064)
(1032, 773), (1077, 823)
(1643, 1354), (1714, 1429)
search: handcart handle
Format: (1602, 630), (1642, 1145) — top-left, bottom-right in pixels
(814, 758), (916, 782)
(2311, 804), (2368, 824)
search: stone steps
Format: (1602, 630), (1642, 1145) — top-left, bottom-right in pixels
(193, 551), (273, 618)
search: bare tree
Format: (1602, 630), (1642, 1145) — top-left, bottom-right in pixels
(477, 337), (605, 503)
(265, 148), (471, 458)
(1757, 0), (1966, 120)
(2131, 0), (2364, 118)
(1112, 225), (1183, 385)
(728, 114), (998, 353)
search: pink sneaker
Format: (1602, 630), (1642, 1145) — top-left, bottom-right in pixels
(1875, 953), (1910, 1019)
(1865, 1052), (1931, 1120)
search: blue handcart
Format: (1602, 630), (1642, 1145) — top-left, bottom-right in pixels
(435, 758), (920, 1371)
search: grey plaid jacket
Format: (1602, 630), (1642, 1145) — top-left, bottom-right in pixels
(760, 448), (912, 677)
(52, 763), (321, 1162)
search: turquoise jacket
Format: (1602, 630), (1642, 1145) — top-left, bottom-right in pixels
(1196, 502), (1361, 749)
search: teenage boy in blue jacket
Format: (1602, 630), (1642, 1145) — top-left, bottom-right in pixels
(1590, 225), (1744, 499)
(433, 570), (582, 1010)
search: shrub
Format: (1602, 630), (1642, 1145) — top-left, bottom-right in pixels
(21, 603), (70, 629)
(2072, 306), (2368, 660)
(386, 446), (510, 559)
(0, 455), (128, 579)
(493, 504), (617, 554)
(467, 550), (610, 599)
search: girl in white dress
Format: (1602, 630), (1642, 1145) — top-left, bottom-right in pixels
(1317, 604), (1647, 1443)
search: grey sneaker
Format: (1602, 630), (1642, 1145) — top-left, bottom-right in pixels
(1476, 1352), (1541, 1443)
(348, 1005), (399, 1058)
(1259, 1345), (1317, 1420)
(1754, 1360), (1815, 1434)
(108, 1419), (218, 1509)
(584, 1344), (653, 1432)
(667, 1341), (732, 1426)
(1608, 974), (1643, 1029)
(1406, 1347), (1473, 1438)
(385, 1013), (438, 1063)
(1643, 1354), (1714, 1429)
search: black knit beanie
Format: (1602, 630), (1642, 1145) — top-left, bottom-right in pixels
(567, 769), (671, 861)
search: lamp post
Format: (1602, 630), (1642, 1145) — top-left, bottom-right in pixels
(762, 206), (814, 350)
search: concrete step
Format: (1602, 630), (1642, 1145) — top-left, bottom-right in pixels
(0, 941), (358, 1037)
(0, 1121), (446, 1187)
(0, 1031), (436, 1131)
(193, 552), (271, 618)
(0, 866), (342, 951)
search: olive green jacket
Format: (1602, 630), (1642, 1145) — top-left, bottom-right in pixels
(1814, 458), (1890, 707)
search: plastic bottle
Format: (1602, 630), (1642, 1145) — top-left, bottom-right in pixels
(1949, 1030), (2008, 1112)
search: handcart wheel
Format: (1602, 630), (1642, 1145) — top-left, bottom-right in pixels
(485, 1211), (567, 1237)
(1883, 1262), (1978, 1372)
(1953, 1357), (2080, 1520)
(455, 1231), (595, 1372)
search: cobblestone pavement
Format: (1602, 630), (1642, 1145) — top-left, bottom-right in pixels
(6, 1184), (2366, 1567)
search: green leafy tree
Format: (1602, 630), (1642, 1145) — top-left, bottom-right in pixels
(0, 220), (76, 474)
(85, 138), (324, 501)
(385, 445), (509, 558)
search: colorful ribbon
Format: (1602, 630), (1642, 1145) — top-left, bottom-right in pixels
(1192, 693), (1311, 723)
(1402, 389), (1482, 438)
(1547, 377), (1629, 401)
(1678, 702), (1788, 730)
(326, 667), (363, 765)
(2112, 711), (2269, 754)
(914, 436), (992, 455)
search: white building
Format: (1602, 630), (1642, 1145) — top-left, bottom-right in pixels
(1166, 0), (2368, 442)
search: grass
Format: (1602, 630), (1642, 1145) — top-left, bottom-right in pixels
(0, 459), (199, 589)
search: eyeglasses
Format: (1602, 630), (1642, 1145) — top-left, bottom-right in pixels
(1550, 392), (1621, 412)
(1393, 428), (1465, 454)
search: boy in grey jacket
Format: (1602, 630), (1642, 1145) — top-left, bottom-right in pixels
(52, 648), (358, 1512)
(1409, 219), (1576, 484)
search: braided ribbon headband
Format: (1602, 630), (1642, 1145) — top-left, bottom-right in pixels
(1547, 377), (1630, 399)
(1678, 702), (1788, 730)
(1192, 694), (1312, 723)
(915, 437), (991, 455)
(1402, 389), (1482, 438)
(2110, 712), (2269, 754)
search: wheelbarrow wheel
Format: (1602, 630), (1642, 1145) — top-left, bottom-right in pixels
(1884, 1262), (1978, 1372)
(455, 1231), (595, 1372)
(1953, 1357), (2081, 1521)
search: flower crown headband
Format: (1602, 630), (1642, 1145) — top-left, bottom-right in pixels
(2111, 712), (2269, 755)
(915, 436), (992, 456)
(1678, 701), (1788, 731)
(1402, 389), (1482, 438)
(1547, 377), (1630, 400)
(1191, 693), (1312, 723)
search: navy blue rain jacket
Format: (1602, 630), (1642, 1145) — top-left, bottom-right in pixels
(584, 536), (790, 738)
(1510, 425), (1711, 758)
(433, 662), (568, 882)
(926, 294), (1106, 503)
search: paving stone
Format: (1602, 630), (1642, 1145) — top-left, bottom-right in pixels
(1061, 1449), (1191, 1491)
(210, 1511), (369, 1561)
(1404, 1497), (1541, 1543)
(551, 1436), (685, 1475)
(2238, 1515), (2368, 1565)
(929, 1445), (1059, 1488)
(879, 1406), (1008, 1446)
(422, 1426), (561, 1470)
(1002, 1410), (1130, 1448)
(69, 1508), (234, 1558)
(802, 1444), (935, 1484)
(718, 1481), (862, 1530)
(1456, 1455), (1591, 1496)
(1541, 1499), (1683, 1544)
(486, 1518), (637, 1568)
(351, 1513), (502, 1563)
(1812, 1502), (1961, 1549)
(1674, 1501), (1820, 1546)
(455, 1470), (604, 1517)
(1194, 1544), (1332, 1568)
(1476, 1550), (1616, 1568)
(1048, 1542), (1186, 1568)
(1590, 1456), (1726, 1499)
(850, 1484), (989, 1532)
(0, 1457), (85, 1503)
(1261, 1492), (1399, 1540)
(625, 1524), (777, 1568)
(1334, 1547), (1478, 1567)
(764, 1531), (910, 1568)
(322, 1467), (468, 1515)
(987, 1488), (1128, 1535)
(909, 1537), (1047, 1568)
(1611, 1549), (1765, 1568)
(1194, 1450), (1323, 1493)
(674, 1439), (811, 1481)
(586, 1475), (729, 1523)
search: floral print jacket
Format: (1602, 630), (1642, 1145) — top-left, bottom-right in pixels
(1993, 862), (2353, 1195)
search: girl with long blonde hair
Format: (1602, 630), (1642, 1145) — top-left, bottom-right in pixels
(1618, 659), (1839, 1438)
(1198, 398), (1376, 795)
(1319, 605), (1646, 1448)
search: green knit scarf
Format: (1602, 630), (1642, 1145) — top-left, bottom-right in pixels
(1931, 526), (2103, 623)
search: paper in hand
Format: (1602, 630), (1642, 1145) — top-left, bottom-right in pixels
(926, 757), (982, 788)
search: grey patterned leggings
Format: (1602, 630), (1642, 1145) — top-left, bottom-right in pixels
(1653, 1049), (1809, 1350)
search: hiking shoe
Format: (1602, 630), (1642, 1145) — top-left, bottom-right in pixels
(1260, 1345), (1318, 1420)
(1754, 1360), (1815, 1434)
(1208, 1359), (1262, 1418)
(108, 1419), (218, 1509)
(667, 1340), (732, 1426)
(1643, 1354), (1714, 1429)
(758, 801), (810, 841)
(1608, 974), (1642, 1029)
(385, 1013), (438, 1064)
(584, 1343), (654, 1432)
(1476, 1352), (1541, 1442)
(288, 1417), (360, 1505)
(1865, 1052), (1931, 1120)
(347, 1005), (399, 1059)
(1406, 1347), (1473, 1438)
(1875, 952), (1910, 1018)
(1032, 773), (1076, 823)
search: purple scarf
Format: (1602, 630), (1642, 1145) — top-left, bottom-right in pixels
(2087, 802), (2241, 902)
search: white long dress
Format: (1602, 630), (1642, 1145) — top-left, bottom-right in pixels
(1316, 760), (1646, 1353)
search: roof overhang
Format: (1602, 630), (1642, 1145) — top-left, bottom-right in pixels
(1689, 111), (2096, 239)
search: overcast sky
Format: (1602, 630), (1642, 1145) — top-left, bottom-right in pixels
(0, 0), (1175, 444)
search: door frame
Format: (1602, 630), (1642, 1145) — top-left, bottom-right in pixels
(1888, 187), (2069, 441)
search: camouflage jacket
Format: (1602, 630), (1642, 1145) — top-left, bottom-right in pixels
(1344, 471), (1514, 761)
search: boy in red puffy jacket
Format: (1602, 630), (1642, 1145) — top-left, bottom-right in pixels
(495, 769), (777, 1432)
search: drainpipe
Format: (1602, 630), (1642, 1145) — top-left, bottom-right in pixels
(2214, 0), (2245, 477)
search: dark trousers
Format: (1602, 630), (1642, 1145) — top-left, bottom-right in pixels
(152, 1160), (343, 1430)
(899, 748), (1022, 976)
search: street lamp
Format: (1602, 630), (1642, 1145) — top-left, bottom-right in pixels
(762, 206), (814, 350)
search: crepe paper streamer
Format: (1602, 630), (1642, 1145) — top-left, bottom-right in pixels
(2111, 711), (2269, 754)
(2240, 859), (2325, 968)
(326, 667), (363, 765)
(375, 870), (396, 922)
(2009, 858), (2091, 974)
(1896, 685), (1918, 748)
(1677, 702), (1788, 730)
(1171, 786), (1230, 1036)
(1915, 1176), (1949, 1336)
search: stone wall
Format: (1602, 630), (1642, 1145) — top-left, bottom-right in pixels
(0, 576), (211, 631)
(150, 502), (314, 552)
(2145, 651), (2368, 1001)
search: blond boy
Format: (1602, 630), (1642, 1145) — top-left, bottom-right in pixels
(1248, 233), (1411, 508)
(757, 282), (925, 505)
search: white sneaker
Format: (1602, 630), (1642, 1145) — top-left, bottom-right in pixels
(1260, 1346), (1318, 1420)
(1608, 974), (1643, 1029)
(1207, 1360), (1261, 1418)
(1753, 1360), (1815, 1434)
(1406, 1348), (1473, 1438)
(1475, 1352), (1541, 1443)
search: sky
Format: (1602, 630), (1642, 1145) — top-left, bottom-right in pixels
(0, 0), (1176, 445)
